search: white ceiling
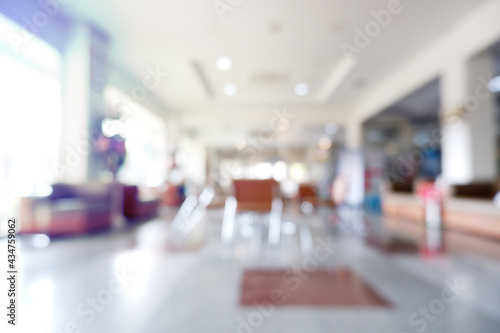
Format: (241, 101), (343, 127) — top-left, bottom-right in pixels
(64, 0), (491, 146)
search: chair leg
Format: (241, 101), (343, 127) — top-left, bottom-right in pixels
(221, 196), (237, 243)
(298, 223), (314, 256)
(252, 212), (262, 250)
(268, 198), (283, 246)
(171, 194), (198, 235)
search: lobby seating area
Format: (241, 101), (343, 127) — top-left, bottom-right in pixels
(122, 185), (160, 220)
(19, 183), (165, 235)
(2, 0), (500, 332)
(11, 204), (500, 332)
(19, 183), (113, 236)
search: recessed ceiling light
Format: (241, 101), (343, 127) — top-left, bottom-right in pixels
(216, 57), (232, 71)
(234, 138), (247, 150)
(269, 21), (282, 34)
(224, 83), (237, 96)
(294, 83), (309, 96)
(331, 23), (345, 35)
(325, 122), (338, 135)
(319, 137), (332, 150)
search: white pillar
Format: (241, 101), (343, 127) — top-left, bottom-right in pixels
(346, 115), (363, 150)
(440, 52), (497, 184)
(468, 53), (497, 181)
(57, 22), (91, 183)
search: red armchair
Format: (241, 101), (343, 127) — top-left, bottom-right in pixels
(122, 185), (160, 219)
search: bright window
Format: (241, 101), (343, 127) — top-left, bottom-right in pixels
(0, 54), (62, 196)
(0, 13), (62, 235)
(104, 86), (168, 187)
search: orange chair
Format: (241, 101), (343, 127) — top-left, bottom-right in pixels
(298, 184), (317, 205)
(233, 179), (277, 212)
(221, 179), (282, 245)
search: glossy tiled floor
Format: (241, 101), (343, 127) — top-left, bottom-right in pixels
(8, 206), (500, 332)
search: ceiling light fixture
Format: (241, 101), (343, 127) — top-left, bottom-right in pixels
(319, 137), (332, 150)
(325, 122), (338, 135)
(224, 83), (237, 96)
(269, 22), (282, 34)
(216, 57), (232, 71)
(234, 138), (247, 150)
(294, 83), (309, 96)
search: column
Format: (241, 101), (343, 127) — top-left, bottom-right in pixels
(56, 22), (91, 183)
(440, 51), (497, 184)
(345, 115), (363, 150)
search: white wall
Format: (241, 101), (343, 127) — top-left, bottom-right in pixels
(179, 106), (349, 149)
(348, 0), (500, 132)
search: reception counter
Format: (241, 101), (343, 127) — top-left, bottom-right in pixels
(382, 192), (500, 241)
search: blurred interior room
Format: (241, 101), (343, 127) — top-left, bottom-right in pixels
(1, 0), (500, 332)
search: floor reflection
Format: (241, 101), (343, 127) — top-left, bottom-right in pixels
(9, 203), (500, 332)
